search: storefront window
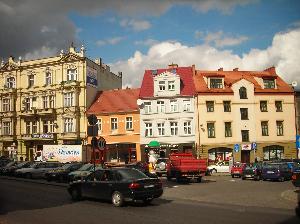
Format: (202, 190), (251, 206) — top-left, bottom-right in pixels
(263, 145), (284, 161)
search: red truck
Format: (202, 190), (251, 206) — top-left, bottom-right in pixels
(166, 153), (207, 183)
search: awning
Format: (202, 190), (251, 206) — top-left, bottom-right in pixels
(148, 141), (160, 148)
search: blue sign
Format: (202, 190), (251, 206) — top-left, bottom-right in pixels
(296, 135), (300, 149)
(87, 76), (98, 87)
(234, 144), (240, 152)
(251, 142), (257, 150)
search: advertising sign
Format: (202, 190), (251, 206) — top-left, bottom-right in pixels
(241, 144), (251, 151)
(43, 145), (82, 163)
(87, 67), (98, 88)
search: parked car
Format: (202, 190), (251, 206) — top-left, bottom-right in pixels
(241, 163), (263, 181)
(292, 171), (300, 187)
(230, 162), (246, 178)
(154, 158), (168, 177)
(15, 162), (61, 179)
(262, 163), (292, 181)
(68, 163), (103, 182)
(207, 161), (230, 174)
(67, 167), (163, 207)
(45, 162), (83, 182)
(0, 161), (18, 175)
(2, 161), (32, 176)
(0, 157), (12, 168)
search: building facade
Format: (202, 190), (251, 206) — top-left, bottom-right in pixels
(194, 67), (297, 164)
(139, 65), (196, 160)
(0, 45), (122, 161)
(87, 88), (141, 163)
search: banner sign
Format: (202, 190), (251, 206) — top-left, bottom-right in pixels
(32, 133), (53, 139)
(42, 145), (82, 163)
(87, 67), (98, 88)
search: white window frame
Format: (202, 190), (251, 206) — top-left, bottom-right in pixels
(157, 122), (165, 136)
(170, 100), (178, 112)
(3, 122), (11, 135)
(42, 96), (48, 109)
(183, 121), (192, 135)
(168, 81), (175, 91)
(145, 123), (153, 137)
(159, 81), (166, 91)
(210, 78), (223, 89)
(32, 121), (38, 134)
(97, 119), (102, 133)
(111, 117), (118, 131)
(67, 68), (77, 81)
(2, 98), (11, 112)
(126, 117), (133, 130)
(170, 121), (178, 136)
(49, 96), (55, 108)
(64, 118), (74, 133)
(183, 100), (191, 112)
(157, 101), (165, 113)
(26, 121), (31, 134)
(6, 77), (15, 88)
(144, 102), (152, 114)
(45, 71), (52, 85)
(64, 92), (74, 107)
(28, 74), (34, 88)
(43, 120), (54, 133)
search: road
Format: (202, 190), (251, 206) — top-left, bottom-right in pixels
(0, 176), (299, 224)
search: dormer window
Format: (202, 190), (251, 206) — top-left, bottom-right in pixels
(210, 78), (223, 89)
(263, 79), (275, 89)
(6, 77), (15, 88)
(159, 81), (166, 91)
(239, 87), (247, 99)
(168, 81), (175, 91)
(67, 68), (77, 81)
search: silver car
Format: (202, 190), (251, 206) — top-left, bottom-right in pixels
(16, 162), (61, 179)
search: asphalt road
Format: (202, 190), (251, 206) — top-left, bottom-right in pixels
(0, 177), (299, 224)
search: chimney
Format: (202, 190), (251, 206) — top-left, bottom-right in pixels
(218, 68), (223, 71)
(168, 63), (178, 69)
(264, 66), (276, 75)
(233, 68), (238, 71)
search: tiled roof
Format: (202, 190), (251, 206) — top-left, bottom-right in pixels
(194, 67), (293, 95)
(87, 88), (140, 114)
(139, 66), (196, 98)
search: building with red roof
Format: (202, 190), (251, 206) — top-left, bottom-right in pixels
(139, 64), (197, 160)
(87, 88), (141, 163)
(193, 67), (297, 165)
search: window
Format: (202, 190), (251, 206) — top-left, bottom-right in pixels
(206, 101), (214, 112)
(170, 122), (178, 136)
(241, 130), (249, 142)
(183, 100), (191, 112)
(240, 108), (248, 120)
(42, 96), (48, 109)
(64, 92), (74, 107)
(97, 119), (102, 132)
(183, 121), (192, 135)
(49, 96), (55, 108)
(207, 122), (215, 138)
(210, 78), (223, 88)
(2, 98), (11, 112)
(263, 79), (275, 89)
(261, 121), (269, 136)
(67, 68), (77, 81)
(157, 101), (165, 113)
(3, 122), (11, 135)
(26, 121), (31, 134)
(225, 122), (232, 137)
(111, 118), (118, 131)
(45, 72), (52, 85)
(144, 102), (152, 114)
(126, 117), (133, 130)
(157, 122), (165, 136)
(170, 100), (178, 112)
(24, 98), (31, 110)
(145, 123), (153, 137)
(158, 81), (166, 91)
(28, 75), (34, 87)
(32, 121), (38, 134)
(275, 101), (282, 112)
(64, 118), (74, 132)
(223, 101), (231, 112)
(276, 121), (284, 136)
(260, 101), (268, 112)
(168, 81), (175, 91)
(263, 145), (284, 161)
(6, 77), (15, 88)
(239, 87), (247, 99)
(43, 120), (54, 133)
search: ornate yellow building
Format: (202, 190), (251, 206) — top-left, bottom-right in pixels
(0, 45), (122, 161)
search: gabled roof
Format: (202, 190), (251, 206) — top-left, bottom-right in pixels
(87, 88), (140, 114)
(194, 67), (293, 95)
(139, 66), (196, 98)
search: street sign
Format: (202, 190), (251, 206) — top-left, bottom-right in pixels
(251, 142), (257, 150)
(234, 144), (240, 152)
(296, 135), (300, 150)
(98, 136), (106, 149)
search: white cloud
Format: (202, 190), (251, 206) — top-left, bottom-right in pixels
(24, 46), (58, 60)
(120, 19), (151, 31)
(135, 38), (159, 46)
(110, 28), (300, 89)
(96, 36), (125, 47)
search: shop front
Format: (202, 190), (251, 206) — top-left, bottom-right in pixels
(105, 143), (138, 164)
(208, 147), (233, 165)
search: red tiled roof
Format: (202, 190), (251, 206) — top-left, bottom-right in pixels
(194, 67), (293, 95)
(139, 66), (196, 98)
(87, 88), (140, 114)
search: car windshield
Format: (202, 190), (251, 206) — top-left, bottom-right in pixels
(265, 163), (280, 169)
(78, 164), (93, 171)
(5, 162), (15, 167)
(16, 162), (28, 168)
(117, 168), (148, 180)
(31, 163), (41, 168)
(61, 163), (75, 169)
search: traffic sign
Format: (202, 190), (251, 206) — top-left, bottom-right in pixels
(98, 137), (106, 149)
(296, 135), (300, 150)
(234, 144), (240, 152)
(251, 142), (257, 150)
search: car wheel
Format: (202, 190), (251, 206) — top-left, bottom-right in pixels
(211, 169), (217, 174)
(196, 177), (202, 183)
(143, 198), (153, 205)
(231, 174), (235, 178)
(279, 176), (285, 182)
(167, 174), (172, 181)
(242, 176), (246, 180)
(25, 173), (32, 179)
(254, 176), (260, 181)
(70, 188), (81, 201)
(112, 191), (124, 207)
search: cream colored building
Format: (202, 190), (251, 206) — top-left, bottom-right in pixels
(194, 67), (297, 163)
(0, 45), (122, 161)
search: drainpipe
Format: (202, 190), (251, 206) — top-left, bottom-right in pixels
(196, 94), (201, 159)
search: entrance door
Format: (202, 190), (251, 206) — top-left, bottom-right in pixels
(241, 150), (250, 163)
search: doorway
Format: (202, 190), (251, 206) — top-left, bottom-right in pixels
(241, 150), (250, 163)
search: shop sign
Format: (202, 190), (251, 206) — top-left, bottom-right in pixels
(241, 144), (251, 151)
(31, 133), (53, 139)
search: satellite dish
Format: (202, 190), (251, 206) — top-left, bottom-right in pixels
(292, 81), (298, 87)
(137, 99), (143, 106)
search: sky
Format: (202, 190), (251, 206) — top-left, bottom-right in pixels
(1, 0), (300, 88)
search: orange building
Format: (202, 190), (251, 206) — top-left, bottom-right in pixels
(87, 88), (141, 163)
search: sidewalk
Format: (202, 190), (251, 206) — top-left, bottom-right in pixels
(0, 176), (68, 187)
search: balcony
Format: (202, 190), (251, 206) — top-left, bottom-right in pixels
(59, 132), (78, 139)
(0, 135), (16, 141)
(60, 80), (81, 89)
(0, 111), (16, 118)
(36, 108), (56, 115)
(20, 109), (38, 117)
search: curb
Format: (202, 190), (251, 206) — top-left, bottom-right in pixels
(0, 176), (68, 188)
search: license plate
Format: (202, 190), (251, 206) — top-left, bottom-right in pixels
(245, 175), (251, 177)
(144, 185), (154, 188)
(234, 171), (240, 173)
(267, 171), (274, 174)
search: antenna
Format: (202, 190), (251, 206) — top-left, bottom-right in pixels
(292, 81), (298, 87)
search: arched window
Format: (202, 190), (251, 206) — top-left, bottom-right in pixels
(239, 87), (247, 99)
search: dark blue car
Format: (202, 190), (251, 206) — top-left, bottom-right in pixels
(262, 163), (292, 182)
